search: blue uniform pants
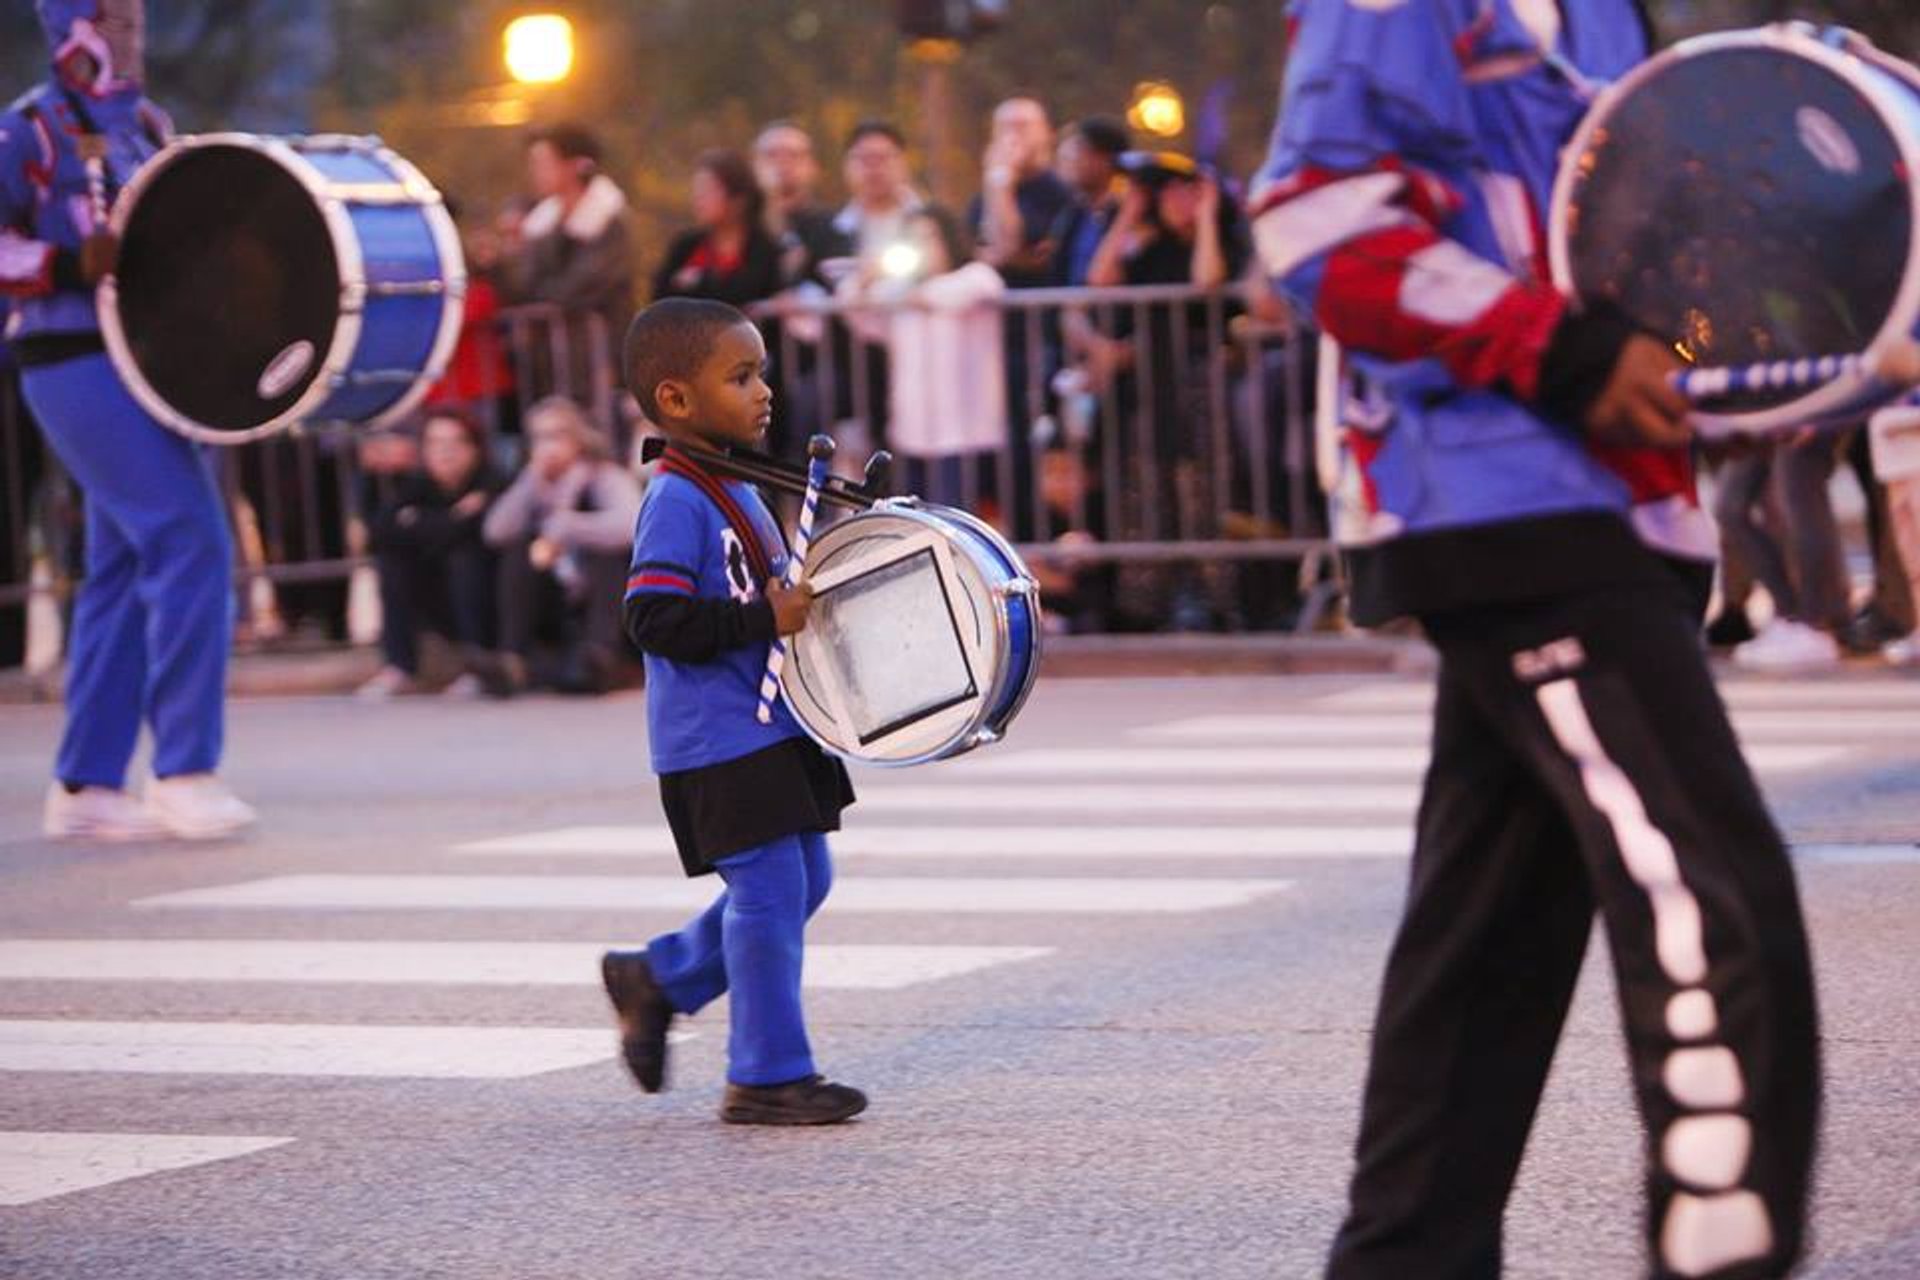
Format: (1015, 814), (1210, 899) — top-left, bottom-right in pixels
(21, 353), (232, 788)
(646, 832), (833, 1087)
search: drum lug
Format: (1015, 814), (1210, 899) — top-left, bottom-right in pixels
(968, 727), (1002, 749)
(996, 577), (1039, 600)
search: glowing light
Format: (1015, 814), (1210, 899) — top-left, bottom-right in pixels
(879, 242), (925, 280)
(504, 14), (574, 85)
(1129, 82), (1186, 139)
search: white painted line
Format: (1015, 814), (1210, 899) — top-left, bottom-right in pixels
(0, 1132), (294, 1206)
(0, 941), (1052, 991)
(1317, 680), (1920, 712)
(0, 1021), (624, 1079)
(850, 783), (1420, 814)
(134, 875), (1293, 915)
(1792, 843), (1920, 865)
(943, 744), (1849, 776)
(1139, 711), (1917, 741)
(456, 824), (1415, 860)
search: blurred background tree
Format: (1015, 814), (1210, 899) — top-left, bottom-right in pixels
(3, 2), (1915, 281)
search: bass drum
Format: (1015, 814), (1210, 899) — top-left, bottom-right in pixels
(100, 132), (465, 444)
(1551, 24), (1920, 435)
(781, 501), (1041, 767)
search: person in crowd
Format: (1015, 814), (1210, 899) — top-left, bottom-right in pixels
(601, 297), (864, 1125)
(500, 124), (637, 437)
(652, 149), (785, 311)
(1840, 426), (1916, 654)
(1029, 447), (1114, 634)
(425, 200), (518, 454)
(828, 122), (925, 459)
(1867, 394), (1920, 663)
(357, 410), (504, 700)
(967, 96), (1074, 290)
(837, 205), (1006, 510)
(477, 395), (641, 696)
(752, 120), (854, 456)
(5, 0), (256, 840)
(1049, 115), (1131, 289)
(1714, 431), (1852, 671)
(1260, 4), (1816, 1277)
(753, 121), (848, 290)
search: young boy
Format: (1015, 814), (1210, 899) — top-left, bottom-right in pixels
(600, 297), (865, 1125)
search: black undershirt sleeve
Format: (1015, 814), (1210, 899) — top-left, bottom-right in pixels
(624, 593), (777, 664)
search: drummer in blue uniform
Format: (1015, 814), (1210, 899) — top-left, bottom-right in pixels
(1256, 3), (1819, 1278)
(1, 0), (256, 841)
(599, 297), (866, 1126)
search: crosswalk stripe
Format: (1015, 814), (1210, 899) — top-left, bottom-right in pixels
(1314, 681), (1920, 712)
(942, 744), (1848, 777)
(0, 941), (1053, 991)
(133, 875), (1293, 915)
(848, 783), (1420, 814)
(1140, 710), (1916, 740)
(454, 824), (1415, 859)
(0, 1021), (628, 1079)
(0, 1132), (295, 1206)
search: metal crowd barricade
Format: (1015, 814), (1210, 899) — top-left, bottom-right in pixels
(749, 282), (1340, 631)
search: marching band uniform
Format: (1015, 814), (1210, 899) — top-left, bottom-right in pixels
(1254, 3), (1818, 1276)
(2, 0), (252, 839)
(610, 446), (857, 1107)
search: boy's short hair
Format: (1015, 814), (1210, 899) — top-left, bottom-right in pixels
(624, 298), (752, 425)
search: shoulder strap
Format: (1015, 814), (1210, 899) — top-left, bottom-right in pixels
(659, 447), (778, 586)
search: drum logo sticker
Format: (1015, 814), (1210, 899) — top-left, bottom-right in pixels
(1796, 107), (1861, 176)
(720, 528), (757, 603)
(258, 340), (317, 400)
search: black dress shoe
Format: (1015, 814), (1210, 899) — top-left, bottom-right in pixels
(1704, 609), (1756, 649)
(601, 950), (674, 1092)
(720, 1075), (868, 1126)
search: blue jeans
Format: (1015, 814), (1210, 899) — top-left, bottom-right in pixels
(22, 354), (233, 788)
(646, 832), (834, 1086)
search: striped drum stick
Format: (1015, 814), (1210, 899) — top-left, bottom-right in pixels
(1671, 340), (1920, 402)
(756, 434), (836, 725)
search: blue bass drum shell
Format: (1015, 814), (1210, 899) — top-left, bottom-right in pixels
(101, 133), (466, 445)
(1550, 24), (1920, 436)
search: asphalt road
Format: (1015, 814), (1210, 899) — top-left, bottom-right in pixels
(1, 668), (1916, 1280)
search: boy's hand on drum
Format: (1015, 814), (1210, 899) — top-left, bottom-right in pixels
(1584, 334), (1693, 449)
(767, 578), (812, 636)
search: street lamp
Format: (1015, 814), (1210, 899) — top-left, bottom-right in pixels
(504, 14), (574, 85)
(1128, 81), (1186, 139)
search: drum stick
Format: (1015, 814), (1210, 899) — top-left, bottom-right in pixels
(756, 434), (836, 726)
(76, 134), (110, 234)
(1671, 340), (1920, 402)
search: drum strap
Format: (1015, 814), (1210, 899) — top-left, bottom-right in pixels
(659, 446), (780, 588)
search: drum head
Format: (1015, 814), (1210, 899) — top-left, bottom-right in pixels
(114, 142), (341, 436)
(1556, 34), (1916, 420)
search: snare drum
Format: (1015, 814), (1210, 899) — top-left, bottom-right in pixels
(1551, 24), (1920, 435)
(780, 501), (1041, 766)
(100, 133), (465, 444)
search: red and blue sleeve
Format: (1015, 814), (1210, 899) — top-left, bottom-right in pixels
(624, 485), (702, 602)
(0, 109), (58, 300)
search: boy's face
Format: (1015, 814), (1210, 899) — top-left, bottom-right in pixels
(659, 322), (773, 450)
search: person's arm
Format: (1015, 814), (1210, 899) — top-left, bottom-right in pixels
(544, 462), (644, 553)
(481, 469), (541, 547)
(1085, 185), (1147, 288)
(0, 113), (96, 298)
(1253, 8), (1684, 446)
(1190, 178), (1228, 289)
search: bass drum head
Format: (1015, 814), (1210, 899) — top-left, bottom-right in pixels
(1554, 32), (1917, 425)
(112, 141), (340, 438)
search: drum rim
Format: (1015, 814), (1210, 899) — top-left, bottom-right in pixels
(1548, 24), (1920, 438)
(923, 502), (1044, 737)
(98, 132), (465, 445)
(781, 501), (1040, 767)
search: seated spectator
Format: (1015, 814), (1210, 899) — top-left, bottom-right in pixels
(652, 150), (785, 311)
(358, 410), (504, 699)
(477, 396), (642, 696)
(837, 206), (1006, 510)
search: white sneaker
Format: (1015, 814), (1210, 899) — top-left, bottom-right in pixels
(143, 774), (259, 840)
(43, 782), (170, 842)
(355, 666), (416, 701)
(1884, 633), (1920, 666)
(440, 672), (484, 699)
(1732, 619), (1842, 672)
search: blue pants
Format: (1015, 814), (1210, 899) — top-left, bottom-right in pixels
(646, 832), (833, 1087)
(21, 353), (232, 788)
